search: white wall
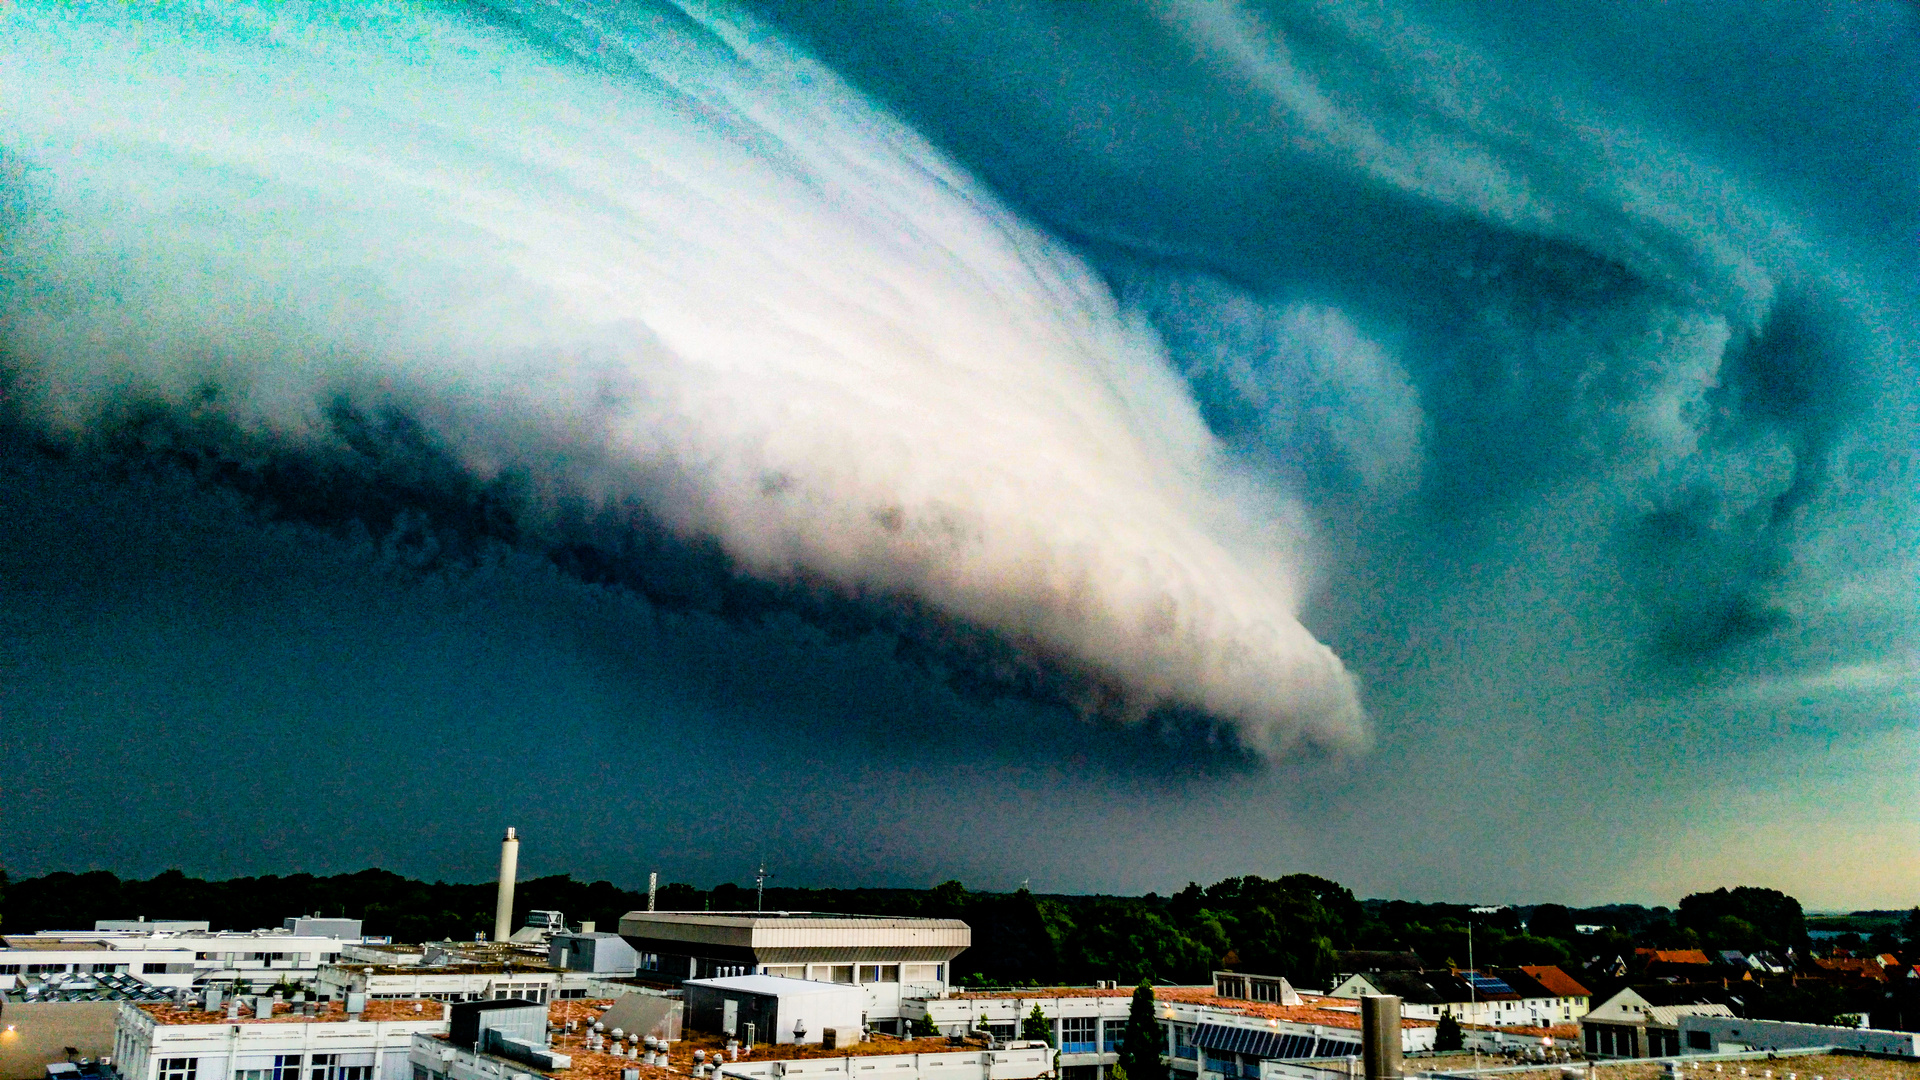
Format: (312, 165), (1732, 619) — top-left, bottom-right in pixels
(1678, 1017), (1920, 1056)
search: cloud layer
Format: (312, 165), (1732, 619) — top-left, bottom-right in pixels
(0, 0), (1365, 756)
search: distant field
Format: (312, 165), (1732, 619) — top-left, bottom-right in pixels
(1806, 911), (1909, 934)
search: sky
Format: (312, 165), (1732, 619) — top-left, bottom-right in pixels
(0, 0), (1915, 909)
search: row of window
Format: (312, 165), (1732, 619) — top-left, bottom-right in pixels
(164, 1055), (376, 1080)
(757, 963), (945, 986)
(0, 963), (129, 975)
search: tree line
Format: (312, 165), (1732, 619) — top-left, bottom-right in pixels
(2, 867), (1911, 992)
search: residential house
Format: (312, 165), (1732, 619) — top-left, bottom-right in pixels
(1579, 986), (1734, 1058)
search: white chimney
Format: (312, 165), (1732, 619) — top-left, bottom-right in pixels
(495, 827), (520, 943)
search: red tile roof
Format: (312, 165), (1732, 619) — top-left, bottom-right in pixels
(1518, 966), (1591, 998)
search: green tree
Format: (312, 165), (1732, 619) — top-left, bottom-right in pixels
(1528, 905), (1576, 941)
(1435, 1015), (1463, 1053)
(911, 1013), (939, 1038)
(1119, 981), (1169, 1080)
(1022, 1004), (1054, 1046)
(1902, 907), (1920, 944)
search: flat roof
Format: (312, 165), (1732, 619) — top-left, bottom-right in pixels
(686, 975), (866, 997)
(945, 986), (1435, 1031)
(1, 938), (111, 951)
(139, 999), (445, 1025)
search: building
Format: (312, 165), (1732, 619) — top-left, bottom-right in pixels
(913, 982), (1434, 1080)
(1677, 1015), (1920, 1056)
(97, 923), (213, 935)
(547, 934), (641, 977)
(315, 964), (586, 1006)
(1327, 967), (1588, 1027)
(2, 924), (369, 993)
(112, 995), (449, 1080)
(614, 913), (969, 1033)
(409, 999), (1056, 1080)
(684, 976), (867, 1045)
(1580, 987), (1735, 1058)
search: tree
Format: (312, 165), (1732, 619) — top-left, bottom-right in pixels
(1435, 1015), (1463, 1053)
(1528, 905), (1577, 942)
(1676, 888), (1806, 953)
(1022, 1004), (1054, 1045)
(1902, 907), (1920, 944)
(1119, 981), (1169, 1080)
(911, 1013), (939, 1038)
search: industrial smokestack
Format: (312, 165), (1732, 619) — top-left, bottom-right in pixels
(648, 872), (658, 912)
(1361, 995), (1402, 1080)
(494, 827), (520, 943)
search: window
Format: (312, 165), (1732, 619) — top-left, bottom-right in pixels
(311, 1054), (340, 1080)
(340, 1066), (373, 1080)
(1173, 1025), (1197, 1059)
(828, 965), (854, 984)
(857, 965), (900, 983)
(1687, 1031), (1711, 1051)
(273, 1054), (304, 1080)
(413, 1069), (431, 1080)
(987, 1024), (1016, 1042)
(1103, 1020), (1128, 1051)
(161, 1059), (198, 1080)
(638, 953), (660, 972)
(30, 964), (71, 974)
(0, 965), (19, 975)
(1060, 1017), (1096, 1054)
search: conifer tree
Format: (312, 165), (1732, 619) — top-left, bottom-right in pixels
(1119, 981), (1168, 1080)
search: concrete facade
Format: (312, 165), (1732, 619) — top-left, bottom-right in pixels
(1677, 1016), (1920, 1056)
(112, 1002), (449, 1080)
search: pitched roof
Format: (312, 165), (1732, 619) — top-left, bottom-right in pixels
(1334, 951), (1425, 973)
(1517, 966), (1591, 998)
(1636, 949), (1712, 965)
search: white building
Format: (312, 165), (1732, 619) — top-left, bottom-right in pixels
(1580, 988), (1735, 1058)
(113, 996), (449, 1080)
(1677, 1015), (1920, 1057)
(913, 983), (1433, 1080)
(1327, 968), (1589, 1028)
(615, 913), (970, 1034)
(2, 925), (368, 993)
(316, 963), (601, 1005)
(409, 1003), (1056, 1080)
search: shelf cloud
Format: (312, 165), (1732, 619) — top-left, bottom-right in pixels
(0, 0), (1364, 757)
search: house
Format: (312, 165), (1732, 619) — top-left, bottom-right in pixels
(1579, 986), (1735, 1058)
(1330, 953), (1424, 976)
(112, 994), (449, 1080)
(1327, 967), (1588, 1028)
(1814, 958), (1889, 983)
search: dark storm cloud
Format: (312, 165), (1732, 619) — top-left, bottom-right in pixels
(747, 0), (1919, 681)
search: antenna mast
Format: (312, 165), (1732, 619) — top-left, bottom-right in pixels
(755, 862), (772, 913)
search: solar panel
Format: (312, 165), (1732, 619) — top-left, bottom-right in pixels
(1465, 973), (1515, 995)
